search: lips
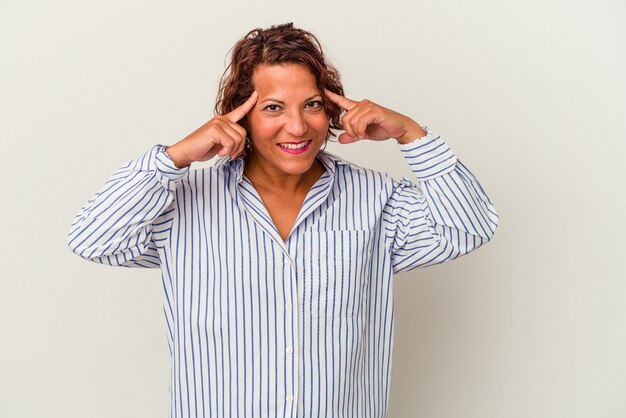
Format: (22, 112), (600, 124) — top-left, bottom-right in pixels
(277, 140), (312, 154)
(278, 140), (311, 150)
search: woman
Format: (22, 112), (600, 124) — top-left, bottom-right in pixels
(69, 23), (498, 418)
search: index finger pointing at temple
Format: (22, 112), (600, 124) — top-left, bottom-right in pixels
(226, 91), (258, 122)
(323, 89), (357, 111)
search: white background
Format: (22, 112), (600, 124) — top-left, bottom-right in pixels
(1, 0), (625, 417)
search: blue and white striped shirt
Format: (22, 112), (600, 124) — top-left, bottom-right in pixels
(68, 126), (498, 418)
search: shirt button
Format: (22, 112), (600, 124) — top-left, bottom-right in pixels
(286, 394), (293, 402)
(285, 303), (292, 309)
(286, 347), (293, 354)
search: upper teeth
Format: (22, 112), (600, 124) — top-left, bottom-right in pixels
(279, 141), (309, 150)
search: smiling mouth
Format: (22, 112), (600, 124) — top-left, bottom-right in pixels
(278, 140), (311, 150)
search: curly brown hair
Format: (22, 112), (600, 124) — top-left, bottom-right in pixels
(215, 22), (344, 140)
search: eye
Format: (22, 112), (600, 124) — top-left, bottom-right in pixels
(305, 100), (323, 110)
(263, 104), (282, 112)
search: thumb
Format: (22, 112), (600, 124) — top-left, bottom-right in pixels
(338, 132), (360, 144)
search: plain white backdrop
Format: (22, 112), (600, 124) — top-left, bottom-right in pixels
(1, 0), (625, 417)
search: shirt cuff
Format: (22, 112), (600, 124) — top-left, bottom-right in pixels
(397, 125), (457, 181)
(154, 145), (189, 182)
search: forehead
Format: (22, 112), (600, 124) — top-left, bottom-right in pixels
(252, 64), (319, 97)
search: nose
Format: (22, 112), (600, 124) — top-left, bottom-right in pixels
(284, 110), (307, 137)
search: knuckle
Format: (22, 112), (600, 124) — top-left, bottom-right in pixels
(205, 125), (219, 137)
(207, 119), (223, 130)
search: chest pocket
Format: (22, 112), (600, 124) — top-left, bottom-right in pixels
(300, 230), (374, 318)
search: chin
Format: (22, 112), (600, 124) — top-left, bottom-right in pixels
(274, 156), (318, 175)
(271, 141), (324, 173)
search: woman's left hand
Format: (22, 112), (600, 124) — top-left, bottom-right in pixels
(324, 89), (426, 145)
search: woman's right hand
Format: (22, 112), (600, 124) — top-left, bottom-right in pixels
(165, 91), (258, 168)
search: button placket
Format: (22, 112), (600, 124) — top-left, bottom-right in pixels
(281, 245), (299, 412)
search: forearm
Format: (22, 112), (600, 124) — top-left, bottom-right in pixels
(394, 121), (427, 145)
(68, 145), (188, 265)
(388, 126), (498, 272)
(401, 126), (498, 240)
(400, 126), (498, 240)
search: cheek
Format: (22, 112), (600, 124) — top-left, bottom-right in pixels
(248, 116), (279, 140)
(309, 113), (330, 133)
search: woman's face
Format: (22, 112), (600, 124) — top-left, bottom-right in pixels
(246, 63), (330, 176)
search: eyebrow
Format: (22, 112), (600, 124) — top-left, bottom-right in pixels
(260, 94), (323, 104)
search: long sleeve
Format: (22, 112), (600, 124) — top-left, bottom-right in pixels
(67, 145), (188, 268)
(383, 126), (499, 273)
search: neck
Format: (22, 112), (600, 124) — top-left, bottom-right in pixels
(243, 154), (325, 194)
